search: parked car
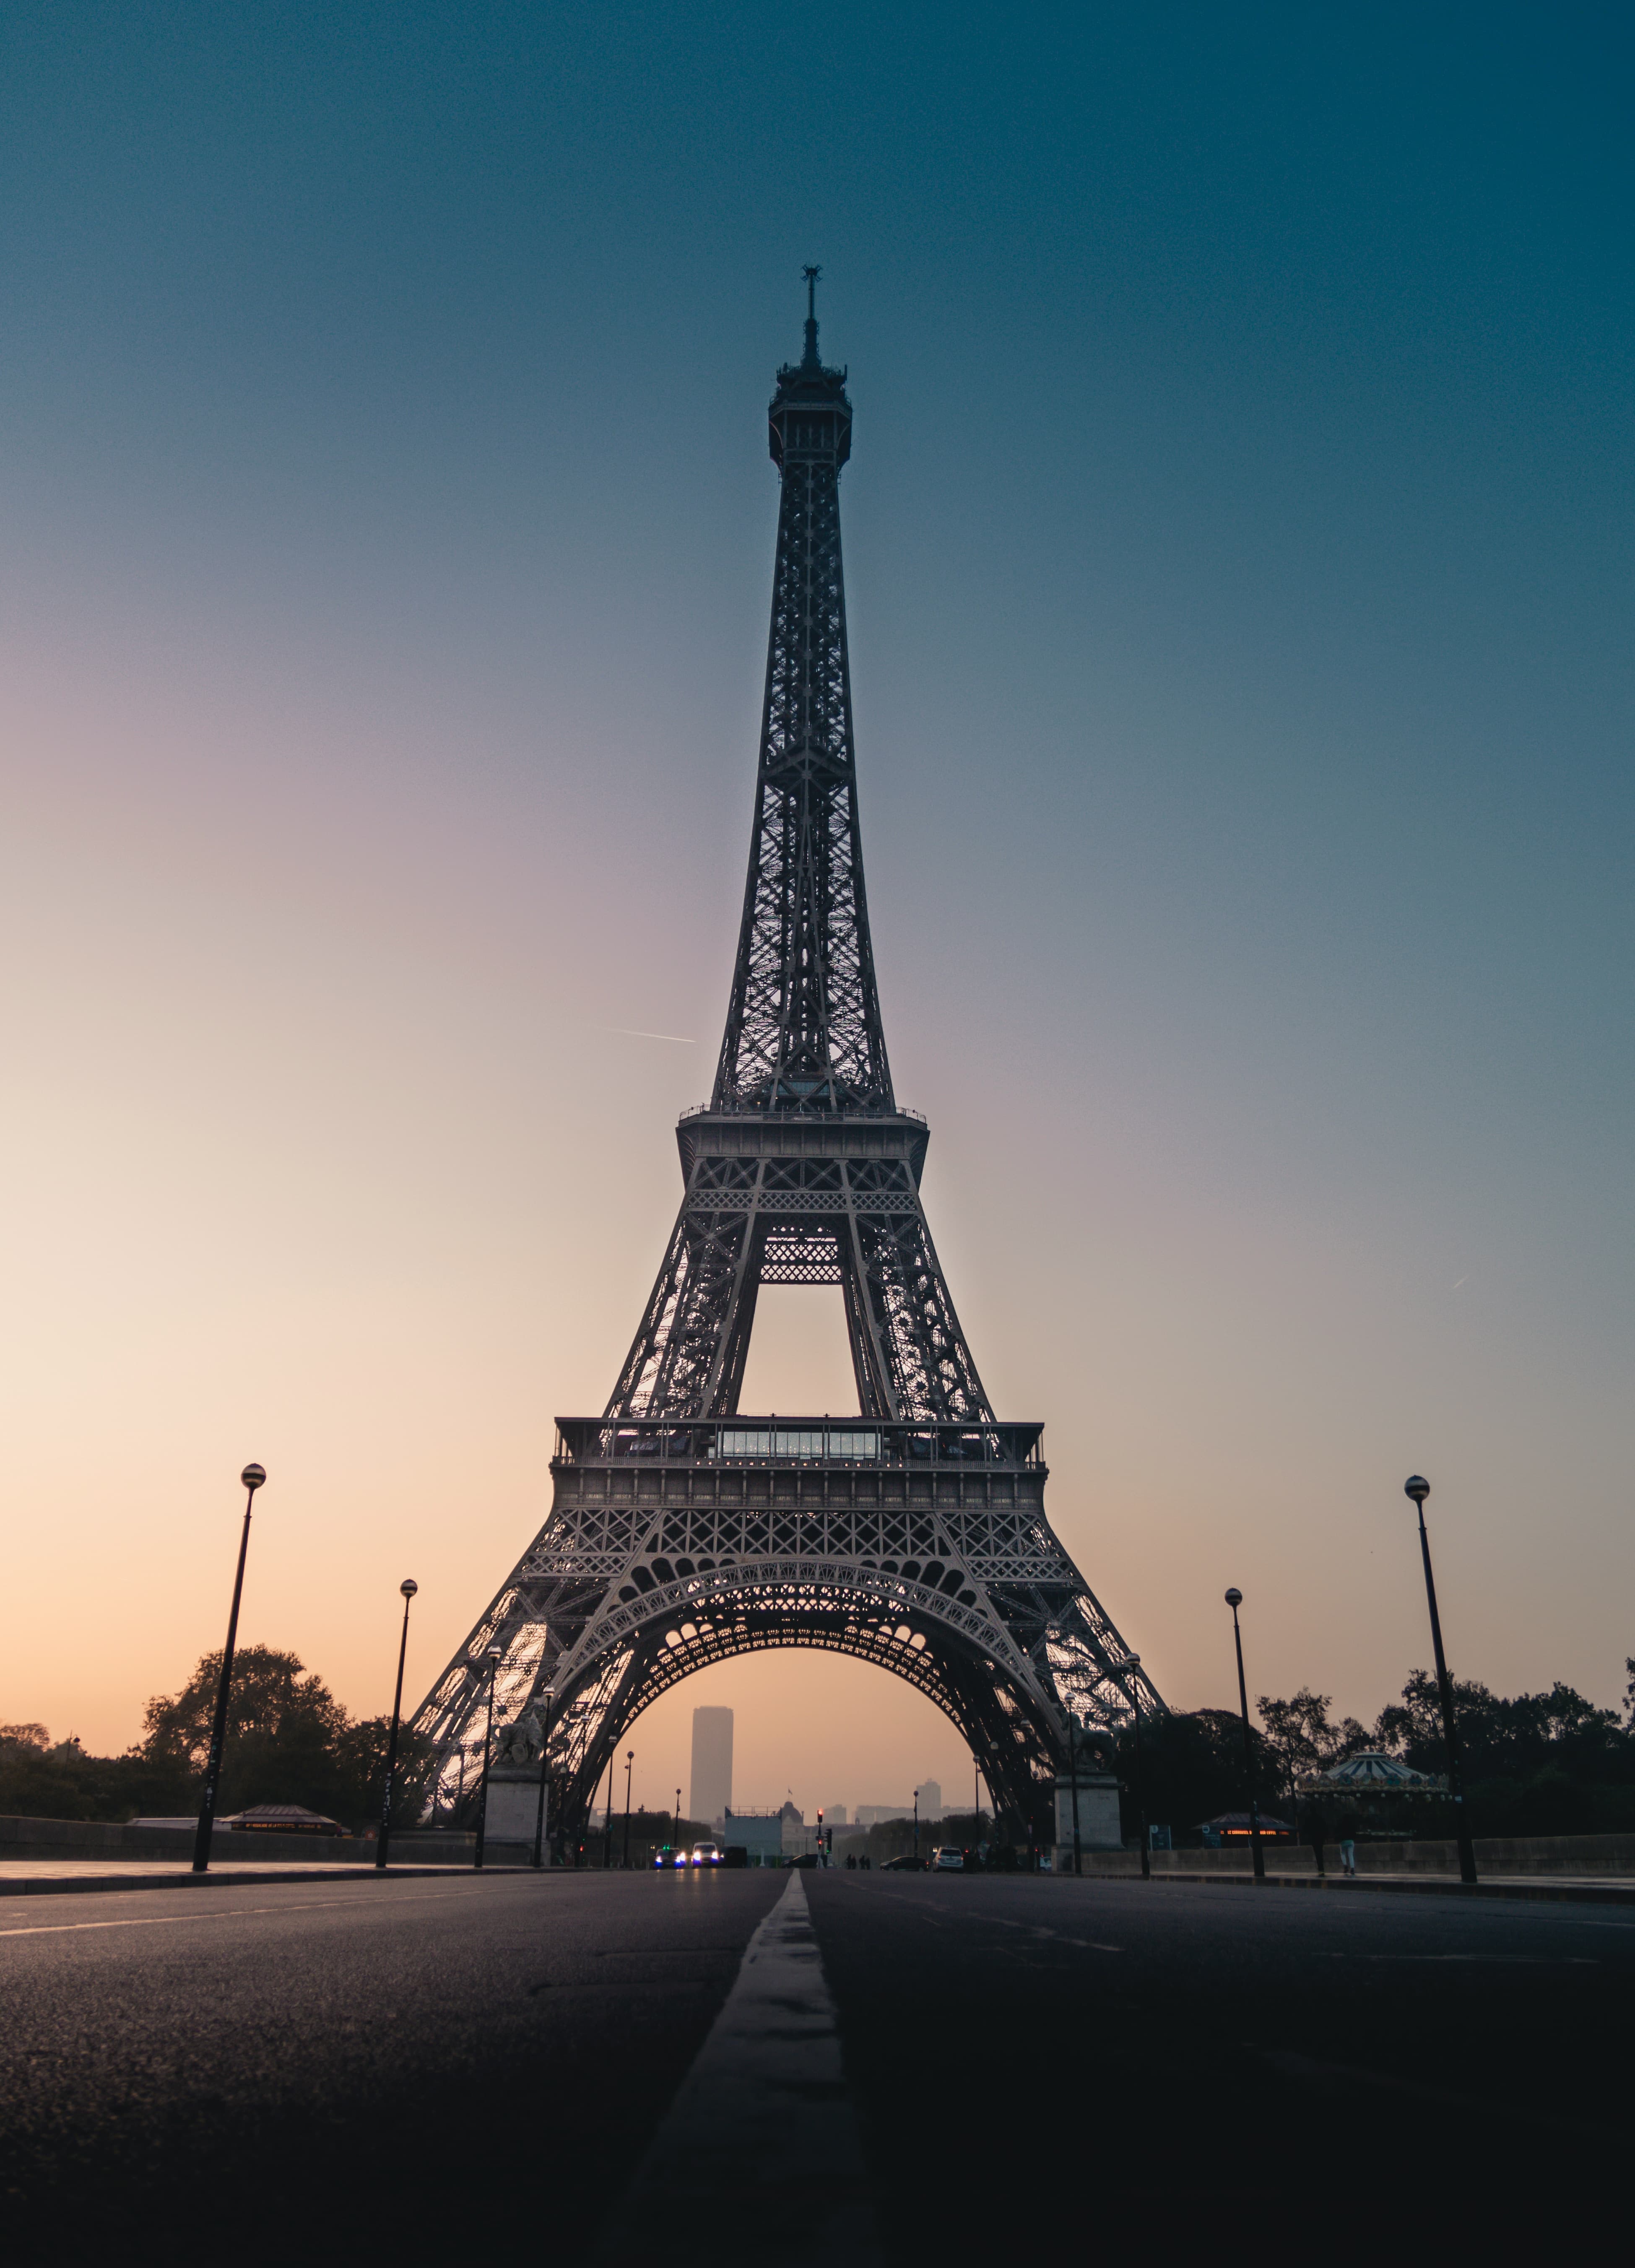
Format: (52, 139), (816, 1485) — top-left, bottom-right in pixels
(690, 1841), (722, 1867)
(931, 1845), (965, 1871)
(881, 1852), (925, 1871)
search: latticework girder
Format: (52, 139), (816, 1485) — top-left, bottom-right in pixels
(413, 1421), (1162, 1837)
(409, 288), (1160, 1839)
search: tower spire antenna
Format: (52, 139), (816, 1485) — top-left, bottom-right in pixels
(801, 263), (821, 367)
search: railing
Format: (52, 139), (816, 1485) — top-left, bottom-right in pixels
(552, 1416), (1045, 1470)
(676, 1101), (928, 1128)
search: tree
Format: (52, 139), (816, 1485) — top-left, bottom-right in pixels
(138, 1645), (438, 1827)
(1109, 1708), (1277, 1842)
(140, 1645), (351, 1817)
(330, 1713), (441, 1832)
(0, 1721), (176, 1821)
(3, 1650), (440, 1829)
(1255, 1689), (1370, 1779)
(1371, 1668), (1635, 1836)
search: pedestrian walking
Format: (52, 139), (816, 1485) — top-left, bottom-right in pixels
(1336, 1808), (1359, 1878)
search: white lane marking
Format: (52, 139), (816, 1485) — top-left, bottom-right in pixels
(598, 1871), (880, 2263)
(871, 1891), (1123, 1955)
(0, 1889), (491, 1940)
(1017, 1921), (1123, 1953)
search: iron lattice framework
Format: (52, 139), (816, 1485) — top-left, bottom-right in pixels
(411, 280), (1160, 1840)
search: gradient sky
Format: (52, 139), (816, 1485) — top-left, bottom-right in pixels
(3, 5), (1631, 1818)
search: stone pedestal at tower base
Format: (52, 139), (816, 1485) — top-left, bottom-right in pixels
(481, 1768), (547, 1858)
(1052, 1772), (1122, 1870)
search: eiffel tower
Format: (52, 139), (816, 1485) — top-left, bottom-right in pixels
(411, 275), (1161, 1838)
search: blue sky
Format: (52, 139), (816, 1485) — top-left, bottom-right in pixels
(2, 5), (1630, 1793)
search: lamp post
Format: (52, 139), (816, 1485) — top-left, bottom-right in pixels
(530, 1686), (557, 1871)
(602, 1752), (617, 1869)
(1405, 1476), (1478, 1886)
(375, 1578), (418, 1871)
(912, 1788), (920, 1868)
(675, 1785), (683, 1865)
(622, 1749), (634, 1869)
(1224, 1590), (1265, 1882)
(473, 1643), (503, 1871)
(192, 1463), (266, 1874)
(1116, 1655), (1149, 1879)
(1066, 1716), (1082, 1876)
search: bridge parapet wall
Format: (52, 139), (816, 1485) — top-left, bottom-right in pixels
(0, 1816), (483, 1865)
(1074, 1833), (1635, 1878)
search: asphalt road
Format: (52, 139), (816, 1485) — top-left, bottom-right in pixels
(3, 1868), (1627, 2262)
(813, 1872), (1635, 2249)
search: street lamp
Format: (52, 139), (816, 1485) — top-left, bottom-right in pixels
(375, 1578), (418, 1872)
(530, 1685), (557, 1871)
(602, 1751), (618, 1870)
(1405, 1476), (1478, 1886)
(1065, 1716), (1084, 1876)
(622, 1749), (634, 1869)
(473, 1643), (503, 1871)
(1114, 1655), (1149, 1880)
(192, 1463), (266, 1874)
(1224, 1590), (1265, 1883)
(675, 1785), (683, 1863)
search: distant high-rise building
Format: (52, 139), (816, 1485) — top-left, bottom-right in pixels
(826, 1804), (848, 1826)
(690, 1707), (733, 1826)
(915, 1780), (944, 1819)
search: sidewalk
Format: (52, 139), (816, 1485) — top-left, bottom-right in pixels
(0, 1859), (541, 1898)
(1140, 1869), (1635, 1906)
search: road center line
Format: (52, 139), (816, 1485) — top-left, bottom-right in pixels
(598, 1871), (880, 2263)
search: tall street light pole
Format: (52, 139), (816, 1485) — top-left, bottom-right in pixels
(602, 1752), (617, 1870)
(675, 1785), (683, 1863)
(375, 1577), (418, 1871)
(1405, 1476), (1478, 1886)
(1116, 1656), (1149, 1880)
(622, 1749), (634, 1869)
(530, 1686), (557, 1871)
(192, 1463), (266, 1874)
(473, 1644), (503, 1871)
(1224, 1590), (1265, 1883)
(1067, 1716), (1082, 1876)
